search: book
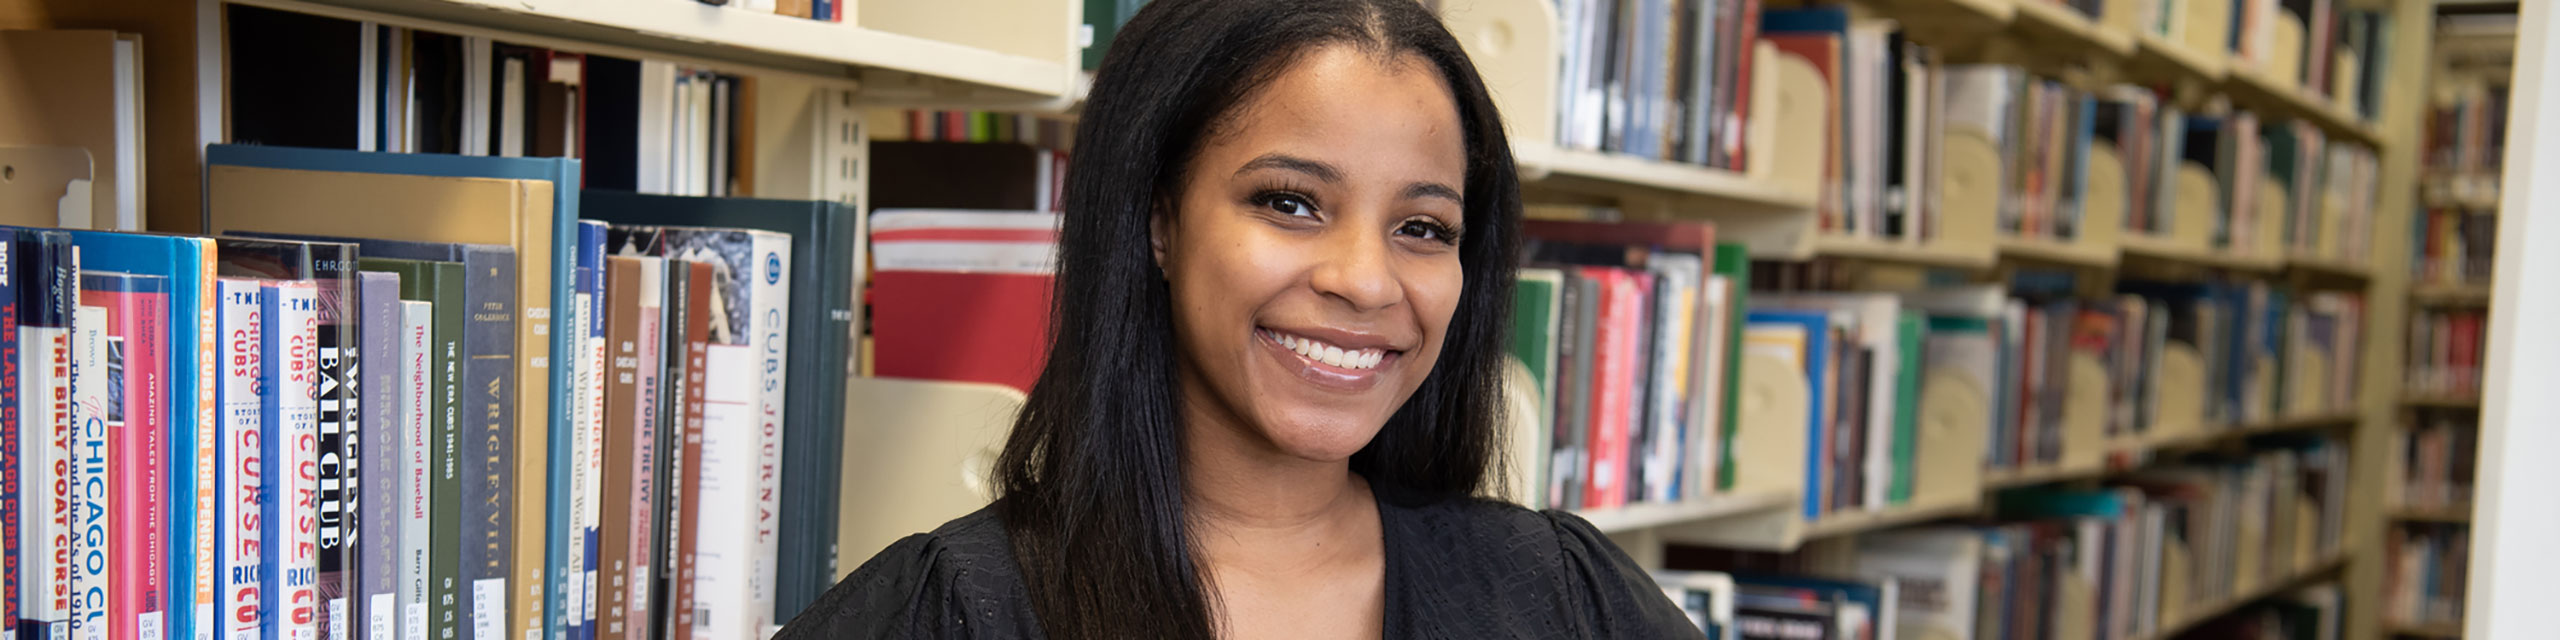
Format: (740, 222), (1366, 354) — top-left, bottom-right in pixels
(595, 256), (646, 640)
(212, 238), (359, 640)
(215, 278), (265, 640)
(67, 303), (107, 640)
(91, 271), (170, 640)
(20, 229), (78, 640)
(204, 146), (572, 640)
(580, 191), (862, 620)
(259, 279), (322, 640)
(0, 232), (20, 640)
(356, 271), (406, 640)
(655, 261), (712, 640)
(1745, 310), (1833, 519)
(395, 300), (433, 640)
(1507, 269), (1565, 508)
(574, 221), (606, 640)
(1857, 529), (1982, 640)
(620, 259), (665, 640)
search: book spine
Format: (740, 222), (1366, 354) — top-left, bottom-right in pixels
(187, 240), (219, 640)
(459, 249), (516, 640)
(565, 223), (600, 640)
(261, 281), (321, 640)
(691, 341), (757, 640)
(396, 301), (431, 640)
(314, 256), (355, 640)
(594, 258), (638, 640)
(745, 233), (790, 634)
(661, 262), (710, 640)
(217, 279), (264, 640)
(425, 268), (462, 640)
(68, 304), (108, 640)
(624, 261), (662, 640)
(0, 234), (19, 640)
(23, 236), (75, 640)
(775, 205), (855, 628)
(358, 274), (404, 640)
(110, 280), (171, 640)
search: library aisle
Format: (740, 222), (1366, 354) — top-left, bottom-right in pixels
(0, 0), (2540, 638)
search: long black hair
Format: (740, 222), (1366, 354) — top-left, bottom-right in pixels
(992, 0), (1522, 636)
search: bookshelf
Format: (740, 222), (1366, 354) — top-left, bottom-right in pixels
(2135, 554), (2350, 640)
(2387, 506), (2473, 525)
(2409, 283), (2493, 306)
(234, 0), (1084, 101)
(2381, 622), (2465, 639)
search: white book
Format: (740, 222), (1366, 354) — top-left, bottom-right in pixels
(690, 345), (758, 640)
(69, 304), (110, 640)
(499, 56), (526, 158)
(216, 279), (266, 640)
(582, 247), (609, 635)
(396, 301), (432, 640)
(744, 231), (790, 638)
(20, 246), (76, 640)
(1857, 529), (1980, 640)
(688, 73), (713, 198)
(624, 258), (666, 640)
(636, 61), (677, 195)
(262, 281), (321, 640)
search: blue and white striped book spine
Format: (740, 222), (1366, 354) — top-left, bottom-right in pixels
(575, 221), (605, 640)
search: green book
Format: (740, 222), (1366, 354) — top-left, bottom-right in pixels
(1509, 269), (1564, 508)
(365, 258), (466, 640)
(1712, 243), (1750, 491)
(1889, 312), (1925, 505)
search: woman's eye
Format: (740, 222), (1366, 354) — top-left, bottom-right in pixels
(1398, 219), (1459, 244)
(1256, 192), (1317, 218)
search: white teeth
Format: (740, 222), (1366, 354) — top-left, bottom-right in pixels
(1269, 330), (1387, 370)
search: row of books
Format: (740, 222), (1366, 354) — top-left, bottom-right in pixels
(697, 0), (852, 24)
(1549, 0), (1761, 170)
(867, 110), (1077, 149)
(1508, 220), (1742, 511)
(185, 144), (862, 640)
(2391, 418), (2476, 513)
(2098, 94), (2380, 261)
(2412, 206), (2496, 287)
(2080, 0), (2390, 121)
(2383, 523), (2470, 630)
(1767, 7), (1947, 243)
(2405, 307), (2486, 399)
(1951, 439), (2349, 640)
(1647, 569), (1898, 640)
(2423, 77), (2509, 180)
(225, 7), (768, 199)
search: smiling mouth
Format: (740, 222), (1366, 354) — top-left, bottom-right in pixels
(1256, 327), (1401, 391)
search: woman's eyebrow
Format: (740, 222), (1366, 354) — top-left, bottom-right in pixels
(1234, 153), (1342, 183)
(1404, 182), (1462, 204)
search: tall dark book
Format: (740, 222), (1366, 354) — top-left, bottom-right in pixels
(580, 191), (860, 620)
(243, 233), (521, 640)
(654, 260), (713, 640)
(213, 237), (363, 639)
(357, 258), (467, 640)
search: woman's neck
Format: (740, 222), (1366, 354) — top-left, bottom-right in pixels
(1178, 398), (1383, 571)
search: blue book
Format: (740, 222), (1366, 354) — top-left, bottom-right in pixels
(576, 220), (606, 640)
(62, 231), (211, 640)
(205, 144), (578, 640)
(1746, 309), (1834, 519)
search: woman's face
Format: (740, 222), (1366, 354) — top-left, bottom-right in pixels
(1156, 45), (1468, 464)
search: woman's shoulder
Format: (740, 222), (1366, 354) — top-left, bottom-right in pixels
(777, 507), (1044, 640)
(1380, 492), (1704, 638)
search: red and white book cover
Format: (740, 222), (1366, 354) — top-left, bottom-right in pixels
(96, 273), (170, 640)
(260, 280), (321, 640)
(214, 279), (263, 640)
(68, 303), (108, 640)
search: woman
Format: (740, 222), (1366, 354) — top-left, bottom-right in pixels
(784, 0), (1700, 637)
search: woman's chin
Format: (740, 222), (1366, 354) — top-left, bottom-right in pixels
(1251, 410), (1392, 463)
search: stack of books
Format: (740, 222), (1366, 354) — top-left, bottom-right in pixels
(2405, 307), (2488, 400)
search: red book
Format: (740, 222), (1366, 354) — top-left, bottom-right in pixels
(94, 274), (167, 640)
(663, 260), (713, 640)
(1728, 0), (1763, 170)
(1578, 267), (1639, 510)
(869, 271), (1055, 393)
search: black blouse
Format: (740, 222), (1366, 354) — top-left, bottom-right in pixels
(778, 487), (1705, 639)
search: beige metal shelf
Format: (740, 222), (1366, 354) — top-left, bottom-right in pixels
(2389, 505), (2474, 525)
(2221, 65), (2385, 148)
(1513, 146), (1821, 214)
(2383, 621), (2467, 638)
(1999, 235), (2121, 268)
(2131, 554), (2349, 640)
(2411, 283), (2495, 307)
(1573, 490), (1798, 535)
(1810, 234), (1998, 269)
(2405, 394), (2482, 409)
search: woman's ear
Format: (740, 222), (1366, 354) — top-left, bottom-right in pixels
(1149, 200), (1174, 270)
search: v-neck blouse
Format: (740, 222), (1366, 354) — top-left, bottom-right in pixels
(776, 487), (1704, 639)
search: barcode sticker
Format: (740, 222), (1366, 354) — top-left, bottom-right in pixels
(404, 603), (425, 640)
(139, 612), (164, 640)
